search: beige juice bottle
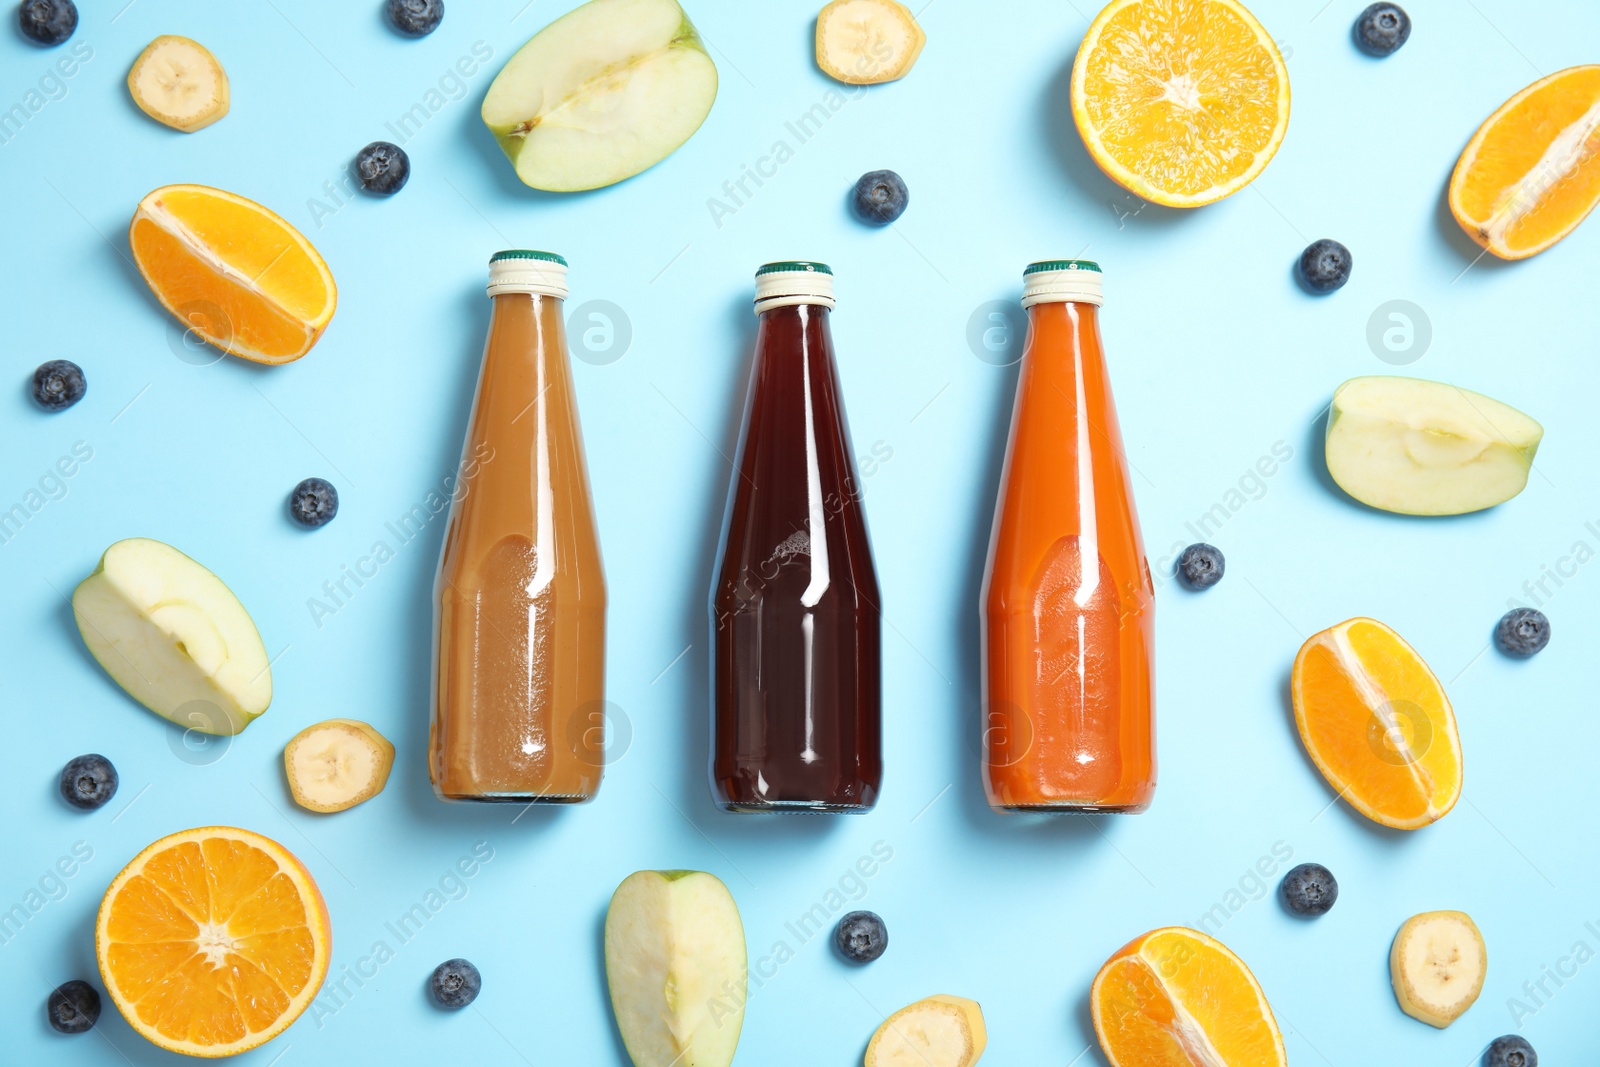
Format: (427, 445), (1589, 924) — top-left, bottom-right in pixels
(429, 250), (606, 802)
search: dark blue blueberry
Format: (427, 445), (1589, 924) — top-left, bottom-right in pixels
(429, 958), (481, 1009)
(834, 910), (888, 963)
(1495, 608), (1549, 657)
(18, 0), (76, 46)
(289, 478), (339, 528)
(1298, 239), (1352, 293)
(853, 170), (908, 225)
(1177, 543), (1225, 590)
(32, 359), (85, 411)
(47, 980), (100, 1033)
(59, 754), (117, 811)
(355, 141), (410, 196)
(1484, 1035), (1536, 1067)
(386, 0), (443, 37)
(1280, 862), (1338, 916)
(1355, 3), (1411, 56)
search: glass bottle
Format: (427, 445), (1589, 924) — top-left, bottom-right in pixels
(982, 260), (1155, 812)
(430, 250), (606, 802)
(711, 262), (882, 813)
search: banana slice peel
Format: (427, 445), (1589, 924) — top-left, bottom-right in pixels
(865, 995), (986, 1067)
(816, 0), (925, 85)
(1390, 910), (1487, 1028)
(129, 35), (229, 132)
(284, 718), (395, 813)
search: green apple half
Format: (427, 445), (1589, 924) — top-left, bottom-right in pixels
(1325, 376), (1543, 516)
(72, 538), (271, 735)
(482, 0), (718, 192)
(604, 869), (746, 1067)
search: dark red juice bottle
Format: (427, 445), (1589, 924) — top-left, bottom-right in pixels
(710, 262), (882, 813)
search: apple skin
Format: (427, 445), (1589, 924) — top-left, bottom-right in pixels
(604, 869), (746, 1067)
(482, 0), (718, 192)
(72, 538), (271, 736)
(1324, 375), (1543, 516)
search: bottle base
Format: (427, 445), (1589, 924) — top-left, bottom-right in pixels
(718, 798), (874, 815)
(994, 801), (1149, 815)
(433, 791), (594, 805)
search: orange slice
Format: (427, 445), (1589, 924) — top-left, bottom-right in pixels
(96, 826), (331, 1058)
(1070, 0), (1290, 207)
(1292, 617), (1462, 829)
(129, 184), (337, 364)
(1092, 927), (1286, 1067)
(1449, 65), (1600, 259)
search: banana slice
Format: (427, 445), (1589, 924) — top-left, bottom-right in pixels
(284, 719), (395, 813)
(1390, 910), (1487, 1028)
(816, 0), (925, 85)
(128, 35), (229, 133)
(865, 995), (986, 1067)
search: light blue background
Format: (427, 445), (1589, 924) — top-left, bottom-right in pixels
(3, 0), (1598, 1062)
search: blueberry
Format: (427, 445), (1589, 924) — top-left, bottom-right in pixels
(355, 141), (410, 196)
(18, 0), (76, 45)
(853, 170), (909, 225)
(1355, 3), (1411, 57)
(1495, 608), (1549, 657)
(429, 958), (481, 1009)
(31, 359), (86, 411)
(47, 980), (100, 1033)
(834, 910), (888, 963)
(1298, 239), (1352, 293)
(386, 0), (443, 36)
(59, 754), (117, 811)
(1280, 862), (1338, 917)
(289, 477), (339, 527)
(1484, 1035), (1537, 1067)
(1177, 544), (1225, 590)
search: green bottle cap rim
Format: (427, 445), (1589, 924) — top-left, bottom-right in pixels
(756, 261), (833, 276)
(490, 250), (568, 266)
(1024, 259), (1101, 275)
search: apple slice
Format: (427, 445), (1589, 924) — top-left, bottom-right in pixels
(866, 995), (987, 1067)
(72, 538), (271, 735)
(604, 870), (746, 1067)
(1325, 376), (1543, 515)
(481, 0), (718, 192)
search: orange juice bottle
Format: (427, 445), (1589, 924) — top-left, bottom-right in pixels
(981, 260), (1155, 813)
(429, 251), (606, 803)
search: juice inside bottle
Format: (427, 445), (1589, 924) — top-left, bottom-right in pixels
(710, 262), (882, 813)
(429, 250), (606, 802)
(981, 260), (1155, 813)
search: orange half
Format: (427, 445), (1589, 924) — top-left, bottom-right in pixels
(1070, 0), (1290, 207)
(1449, 65), (1600, 260)
(1292, 617), (1462, 830)
(129, 184), (336, 364)
(96, 826), (331, 1058)
(1092, 927), (1286, 1067)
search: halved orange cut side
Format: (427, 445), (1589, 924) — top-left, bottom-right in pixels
(130, 184), (336, 364)
(1292, 617), (1462, 830)
(1092, 927), (1286, 1067)
(96, 826), (331, 1058)
(1071, 0), (1290, 207)
(1450, 65), (1600, 259)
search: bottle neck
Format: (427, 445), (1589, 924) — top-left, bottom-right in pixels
(487, 292), (567, 359)
(1030, 299), (1094, 323)
(1023, 300), (1103, 374)
(490, 291), (564, 321)
(1026, 299), (1099, 333)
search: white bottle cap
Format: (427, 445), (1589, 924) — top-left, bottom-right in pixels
(488, 250), (569, 298)
(1021, 259), (1103, 308)
(754, 261), (835, 314)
